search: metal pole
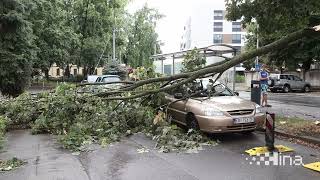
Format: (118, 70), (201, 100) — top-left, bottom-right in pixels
(255, 23), (260, 81)
(112, 0), (116, 64)
(255, 32), (259, 65)
(232, 50), (236, 92)
(161, 59), (164, 74)
(172, 55), (175, 75)
(113, 28), (116, 63)
(265, 112), (275, 151)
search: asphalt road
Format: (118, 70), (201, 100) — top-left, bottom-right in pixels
(239, 92), (320, 120)
(1, 130), (319, 180)
(268, 92), (320, 108)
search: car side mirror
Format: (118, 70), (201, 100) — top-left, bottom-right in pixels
(174, 93), (183, 99)
(234, 91), (239, 96)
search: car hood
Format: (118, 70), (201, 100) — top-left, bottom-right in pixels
(198, 96), (256, 112)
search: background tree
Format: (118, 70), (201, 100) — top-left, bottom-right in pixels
(125, 4), (163, 68)
(226, 0), (320, 75)
(73, 0), (128, 77)
(0, 0), (36, 96)
(30, 0), (80, 80)
(181, 48), (206, 72)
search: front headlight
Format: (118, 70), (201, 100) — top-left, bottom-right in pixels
(255, 104), (262, 113)
(203, 108), (224, 116)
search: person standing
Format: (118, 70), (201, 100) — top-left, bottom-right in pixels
(260, 64), (271, 107)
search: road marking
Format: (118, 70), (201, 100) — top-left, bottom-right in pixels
(303, 162), (320, 172)
(245, 145), (294, 156)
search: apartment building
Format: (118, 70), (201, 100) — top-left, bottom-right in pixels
(180, 9), (246, 51)
(153, 5), (247, 90)
(212, 10), (246, 51)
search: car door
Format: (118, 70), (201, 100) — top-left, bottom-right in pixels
(287, 75), (297, 89)
(166, 93), (188, 125)
(293, 76), (304, 90)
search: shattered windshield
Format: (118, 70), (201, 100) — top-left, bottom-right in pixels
(169, 79), (234, 97)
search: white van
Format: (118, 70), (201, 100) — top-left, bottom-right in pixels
(87, 75), (99, 83)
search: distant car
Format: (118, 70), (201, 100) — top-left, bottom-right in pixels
(91, 75), (123, 93)
(164, 78), (265, 133)
(95, 75), (121, 83)
(86, 75), (100, 83)
(268, 74), (311, 93)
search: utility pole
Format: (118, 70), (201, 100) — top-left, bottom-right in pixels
(255, 23), (260, 82)
(233, 50), (236, 92)
(255, 23), (259, 73)
(111, 0), (116, 64)
(113, 28), (116, 63)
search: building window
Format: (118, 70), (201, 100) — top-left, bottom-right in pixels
(232, 34), (241, 44)
(56, 68), (60, 76)
(213, 22), (223, 32)
(232, 22), (241, 32)
(213, 34), (223, 43)
(73, 69), (77, 76)
(214, 10), (223, 20)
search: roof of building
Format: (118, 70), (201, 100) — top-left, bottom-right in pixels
(151, 44), (238, 60)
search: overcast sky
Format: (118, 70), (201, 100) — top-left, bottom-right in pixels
(127, 0), (226, 53)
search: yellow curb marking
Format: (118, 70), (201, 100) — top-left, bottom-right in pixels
(303, 162), (320, 172)
(245, 145), (294, 156)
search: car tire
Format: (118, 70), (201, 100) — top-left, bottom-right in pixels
(271, 89), (277, 93)
(303, 86), (311, 93)
(283, 85), (290, 93)
(268, 79), (275, 87)
(186, 113), (199, 130)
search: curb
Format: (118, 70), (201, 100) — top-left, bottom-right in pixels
(256, 128), (320, 146)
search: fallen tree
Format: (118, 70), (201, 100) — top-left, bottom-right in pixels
(94, 26), (320, 100)
(1, 25), (320, 154)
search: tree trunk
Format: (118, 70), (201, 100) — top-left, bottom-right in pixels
(83, 67), (88, 78)
(302, 59), (312, 80)
(64, 64), (71, 78)
(44, 68), (49, 81)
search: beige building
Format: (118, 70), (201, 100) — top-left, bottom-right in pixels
(48, 63), (104, 78)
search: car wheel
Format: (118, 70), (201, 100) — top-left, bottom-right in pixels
(271, 89), (277, 93)
(283, 85), (290, 93)
(186, 113), (199, 130)
(268, 79), (275, 87)
(303, 86), (311, 93)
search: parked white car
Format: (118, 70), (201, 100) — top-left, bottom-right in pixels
(87, 75), (100, 83)
(268, 74), (311, 93)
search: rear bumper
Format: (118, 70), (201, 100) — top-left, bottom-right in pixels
(195, 113), (266, 133)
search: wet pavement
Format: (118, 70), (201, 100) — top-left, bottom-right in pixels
(239, 91), (320, 120)
(1, 130), (319, 180)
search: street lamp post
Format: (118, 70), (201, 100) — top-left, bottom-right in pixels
(113, 28), (116, 63)
(256, 27), (259, 61)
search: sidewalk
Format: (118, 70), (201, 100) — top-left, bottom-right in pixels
(239, 91), (320, 121)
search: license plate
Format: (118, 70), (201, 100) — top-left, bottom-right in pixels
(234, 117), (254, 124)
